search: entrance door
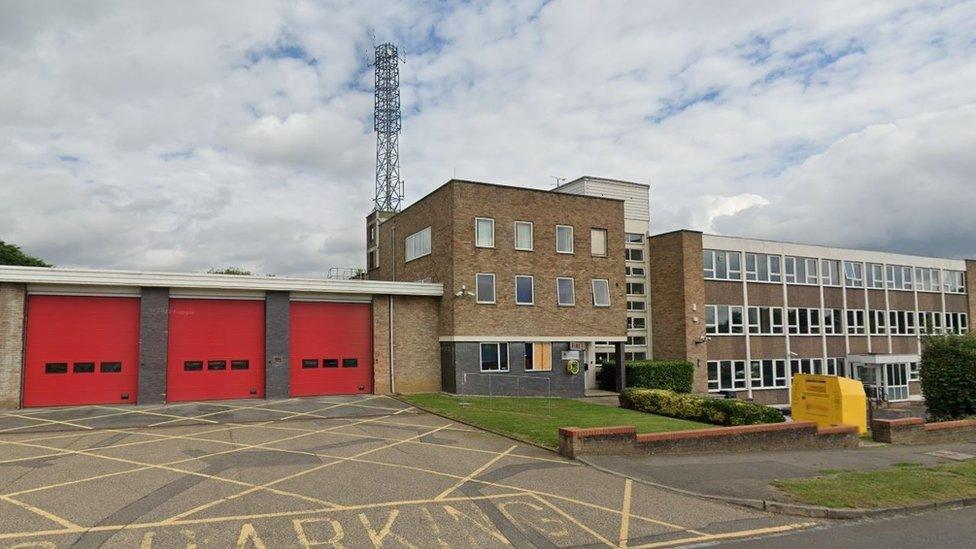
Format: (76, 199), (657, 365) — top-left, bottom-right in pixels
(884, 363), (909, 401)
(853, 363), (880, 400)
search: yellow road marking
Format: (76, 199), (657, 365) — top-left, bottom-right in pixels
(630, 522), (818, 548)
(0, 494), (82, 530)
(529, 494), (616, 547)
(435, 444), (516, 500)
(619, 479), (632, 547)
(0, 412), (93, 431)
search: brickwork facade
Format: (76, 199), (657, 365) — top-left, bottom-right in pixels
(0, 283), (25, 409)
(372, 295), (442, 394)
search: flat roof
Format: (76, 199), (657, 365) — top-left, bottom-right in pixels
(0, 266), (443, 296)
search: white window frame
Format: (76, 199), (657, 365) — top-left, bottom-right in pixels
(787, 307), (822, 335)
(556, 225), (574, 254)
(706, 304), (744, 335)
(475, 273), (495, 304)
(823, 308), (843, 335)
(867, 263), (885, 289)
(703, 249), (742, 281)
(847, 309), (866, 335)
(908, 362), (920, 382)
(708, 360), (747, 392)
(556, 277), (575, 306)
(626, 282), (645, 296)
(747, 306), (784, 335)
(475, 217), (495, 249)
(404, 226), (432, 262)
(745, 253), (782, 283)
(869, 309), (887, 335)
(514, 221), (533, 251)
(515, 275), (534, 306)
(592, 279), (611, 307)
(843, 261), (864, 288)
(821, 259), (841, 286)
(749, 359), (788, 389)
(627, 300), (645, 311)
(628, 316), (646, 330)
(590, 228), (608, 257)
(479, 342), (509, 372)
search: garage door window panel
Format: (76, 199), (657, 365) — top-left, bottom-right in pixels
(73, 362), (95, 374)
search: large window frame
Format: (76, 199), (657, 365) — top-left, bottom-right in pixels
(475, 217), (495, 248)
(524, 342), (552, 372)
(480, 342), (509, 372)
(556, 277), (575, 306)
(515, 275), (534, 306)
(787, 307), (821, 335)
(514, 221), (533, 251)
(404, 226), (432, 262)
(556, 225), (575, 254)
(843, 261), (864, 288)
(703, 250), (742, 281)
(747, 306), (784, 335)
(475, 273), (496, 304)
(745, 253), (782, 283)
(590, 228), (608, 257)
(591, 279), (611, 307)
(707, 360), (747, 392)
(847, 309), (866, 335)
(749, 359), (788, 389)
(706, 304), (744, 335)
(785, 256), (819, 285)
(867, 263), (885, 289)
(821, 259), (841, 286)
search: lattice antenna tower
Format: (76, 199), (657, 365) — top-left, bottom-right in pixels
(373, 43), (404, 212)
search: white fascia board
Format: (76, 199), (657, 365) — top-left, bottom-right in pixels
(439, 335), (627, 342)
(702, 234), (967, 270)
(847, 353), (920, 364)
(0, 266), (443, 297)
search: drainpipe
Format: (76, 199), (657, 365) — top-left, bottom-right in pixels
(389, 294), (395, 394)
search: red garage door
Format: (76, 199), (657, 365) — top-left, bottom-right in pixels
(167, 299), (265, 402)
(290, 301), (372, 397)
(23, 295), (140, 407)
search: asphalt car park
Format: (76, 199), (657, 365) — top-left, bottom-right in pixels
(0, 395), (813, 547)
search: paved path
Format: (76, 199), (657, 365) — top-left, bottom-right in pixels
(586, 442), (976, 502)
(0, 396), (812, 547)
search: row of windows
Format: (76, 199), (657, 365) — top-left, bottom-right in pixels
(706, 305), (969, 336)
(707, 357), (847, 391)
(472, 218), (610, 257)
(475, 274), (611, 307)
(183, 359), (250, 372)
(480, 342), (554, 373)
(300, 358), (359, 369)
(704, 250), (967, 293)
(44, 361), (123, 374)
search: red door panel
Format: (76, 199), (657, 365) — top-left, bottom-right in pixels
(167, 299), (265, 402)
(290, 302), (372, 397)
(23, 295), (140, 407)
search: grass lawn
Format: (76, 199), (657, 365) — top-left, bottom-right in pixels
(399, 393), (710, 449)
(773, 459), (976, 508)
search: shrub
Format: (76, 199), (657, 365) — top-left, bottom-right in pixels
(619, 388), (784, 426)
(920, 334), (976, 420)
(625, 360), (694, 393)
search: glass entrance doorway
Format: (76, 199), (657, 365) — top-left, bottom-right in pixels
(849, 359), (912, 402)
(884, 363), (909, 401)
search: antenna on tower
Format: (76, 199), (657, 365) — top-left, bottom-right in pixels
(373, 43), (404, 213)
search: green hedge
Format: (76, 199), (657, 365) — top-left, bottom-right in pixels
(920, 334), (976, 420)
(625, 360), (694, 393)
(619, 388), (785, 426)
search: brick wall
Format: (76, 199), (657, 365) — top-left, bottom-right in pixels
(372, 295), (441, 394)
(967, 260), (976, 322)
(647, 230), (707, 392)
(0, 283), (26, 409)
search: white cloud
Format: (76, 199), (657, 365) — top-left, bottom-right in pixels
(1, 0), (975, 275)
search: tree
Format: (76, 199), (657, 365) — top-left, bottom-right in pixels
(207, 267), (252, 275)
(0, 241), (51, 267)
(920, 333), (976, 419)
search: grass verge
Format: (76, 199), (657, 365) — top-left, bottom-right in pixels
(774, 459), (976, 508)
(400, 393), (710, 449)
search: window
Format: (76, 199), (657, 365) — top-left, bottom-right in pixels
(515, 275), (534, 305)
(750, 359), (787, 389)
(627, 316), (646, 330)
(556, 225), (574, 253)
(825, 357), (846, 377)
(342, 358), (358, 368)
(867, 263), (885, 289)
(945, 271), (966, 293)
(100, 362), (122, 373)
(625, 352), (647, 361)
(745, 253), (782, 283)
(475, 217), (494, 248)
(592, 279), (611, 307)
(208, 360), (227, 370)
(73, 362), (95, 373)
(626, 266), (645, 277)
(627, 300), (645, 311)
(847, 310), (866, 335)
(843, 261), (863, 288)
(625, 233), (643, 244)
(908, 362), (920, 382)
(921, 311), (943, 334)
(787, 308), (821, 335)
(869, 310), (887, 335)
(525, 342), (552, 371)
(790, 358), (823, 375)
(302, 359), (319, 369)
(556, 277), (575, 306)
(785, 256), (818, 284)
(404, 227), (431, 262)
(230, 360), (249, 370)
(367, 249), (378, 270)
(480, 343), (509, 372)
(889, 310), (917, 335)
(947, 312), (969, 334)
(476, 273), (495, 303)
(591, 228), (607, 257)
(625, 248), (644, 262)
(45, 362), (68, 374)
(821, 259), (841, 286)
(747, 306), (784, 335)
(915, 268), (941, 292)
(886, 265), (913, 290)
(707, 360), (747, 391)
(627, 336), (647, 346)
(823, 309), (844, 335)
(183, 361), (203, 371)
(703, 250), (741, 280)
(323, 358), (339, 368)
(706, 305), (744, 335)
(514, 221), (533, 251)
(626, 282), (645, 295)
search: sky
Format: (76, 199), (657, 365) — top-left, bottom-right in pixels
(1, 0), (975, 276)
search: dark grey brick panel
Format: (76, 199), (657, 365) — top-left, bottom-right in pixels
(137, 287), (169, 404)
(265, 291), (290, 399)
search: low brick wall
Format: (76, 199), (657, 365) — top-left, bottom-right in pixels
(872, 418), (976, 444)
(558, 421), (859, 459)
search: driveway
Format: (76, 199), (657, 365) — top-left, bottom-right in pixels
(0, 395), (813, 547)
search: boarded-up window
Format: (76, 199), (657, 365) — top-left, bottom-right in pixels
(526, 343), (552, 372)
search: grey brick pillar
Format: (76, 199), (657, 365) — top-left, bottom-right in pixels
(138, 287), (169, 404)
(265, 291), (290, 399)
(614, 341), (626, 392)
